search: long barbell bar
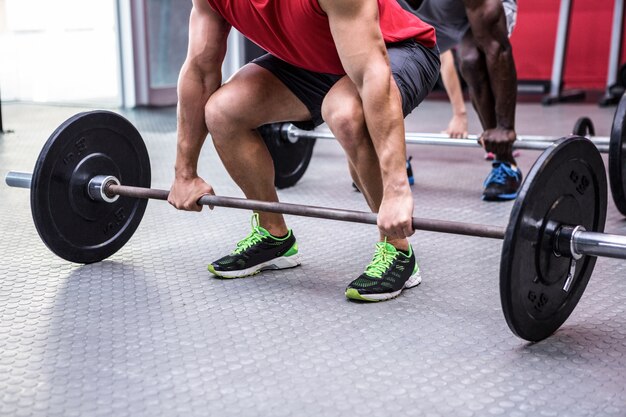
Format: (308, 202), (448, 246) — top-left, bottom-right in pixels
(7, 171), (626, 260)
(280, 124), (612, 153)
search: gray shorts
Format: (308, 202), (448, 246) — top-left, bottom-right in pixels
(502, 0), (518, 37)
(252, 40), (440, 130)
(412, 0), (517, 53)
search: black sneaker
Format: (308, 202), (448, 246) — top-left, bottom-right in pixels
(482, 161), (523, 201)
(208, 214), (301, 278)
(345, 241), (421, 302)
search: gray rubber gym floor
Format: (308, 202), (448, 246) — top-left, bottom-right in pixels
(1, 100), (625, 417)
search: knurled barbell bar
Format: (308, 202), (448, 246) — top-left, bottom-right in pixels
(259, 94), (626, 218)
(5, 110), (626, 342)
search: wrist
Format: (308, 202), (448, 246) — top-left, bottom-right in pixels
(496, 123), (515, 132)
(384, 177), (412, 195)
(174, 166), (198, 180)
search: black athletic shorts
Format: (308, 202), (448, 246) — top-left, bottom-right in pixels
(252, 40), (441, 130)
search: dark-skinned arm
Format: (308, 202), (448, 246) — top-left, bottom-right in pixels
(463, 0), (517, 162)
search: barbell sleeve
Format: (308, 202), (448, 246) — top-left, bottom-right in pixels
(284, 125), (611, 153)
(5, 171), (32, 189)
(572, 229), (626, 260)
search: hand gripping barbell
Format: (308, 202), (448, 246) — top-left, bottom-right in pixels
(258, 93), (626, 218)
(5, 111), (626, 343)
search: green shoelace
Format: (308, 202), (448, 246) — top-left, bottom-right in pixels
(232, 213), (266, 255)
(364, 240), (398, 278)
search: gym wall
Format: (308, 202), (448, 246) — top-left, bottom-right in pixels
(511, 0), (626, 90)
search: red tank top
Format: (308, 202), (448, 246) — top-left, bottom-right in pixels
(205, 0), (436, 75)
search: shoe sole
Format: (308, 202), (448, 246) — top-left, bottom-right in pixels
(482, 192), (518, 201)
(208, 253), (302, 279)
(485, 152), (521, 161)
(345, 270), (422, 302)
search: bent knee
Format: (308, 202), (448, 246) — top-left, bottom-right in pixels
(459, 44), (481, 70)
(204, 91), (255, 138)
(323, 100), (368, 150)
(459, 48), (487, 84)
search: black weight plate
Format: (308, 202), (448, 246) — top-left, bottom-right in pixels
(31, 111), (151, 263)
(572, 116), (595, 137)
(258, 123), (316, 189)
(609, 93), (626, 216)
(619, 63), (626, 88)
(501, 136), (607, 342)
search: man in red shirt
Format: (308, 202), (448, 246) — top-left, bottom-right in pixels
(168, 0), (440, 302)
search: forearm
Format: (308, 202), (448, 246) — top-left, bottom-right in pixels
(321, 0), (409, 190)
(463, 0), (517, 131)
(440, 51), (466, 117)
(485, 43), (516, 130)
(175, 64), (221, 179)
(359, 67), (408, 189)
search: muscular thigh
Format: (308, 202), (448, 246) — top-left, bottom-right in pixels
(206, 63), (311, 128)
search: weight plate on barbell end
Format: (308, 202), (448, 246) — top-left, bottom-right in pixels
(500, 136), (607, 342)
(609, 93), (626, 216)
(572, 116), (595, 137)
(30, 111), (151, 263)
(258, 123), (316, 189)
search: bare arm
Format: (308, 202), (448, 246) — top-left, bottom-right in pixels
(440, 50), (468, 138)
(169, 0), (230, 211)
(463, 0), (516, 132)
(175, 0), (230, 180)
(319, 0), (413, 238)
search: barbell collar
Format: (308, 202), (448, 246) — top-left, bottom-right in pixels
(106, 183), (507, 240)
(554, 225), (586, 260)
(87, 175), (121, 203)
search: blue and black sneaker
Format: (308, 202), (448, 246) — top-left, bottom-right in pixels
(482, 161), (523, 201)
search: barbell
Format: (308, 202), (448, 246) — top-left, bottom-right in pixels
(259, 93), (626, 218)
(5, 110), (626, 343)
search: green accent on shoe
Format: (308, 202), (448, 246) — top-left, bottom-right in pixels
(233, 232), (264, 255)
(283, 242), (299, 257)
(363, 240), (412, 279)
(345, 288), (380, 302)
(268, 230), (293, 241)
(232, 213), (292, 255)
(345, 240), (419, 301)
(207, 213), (300, 278)
(208, 261), (264, 279)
